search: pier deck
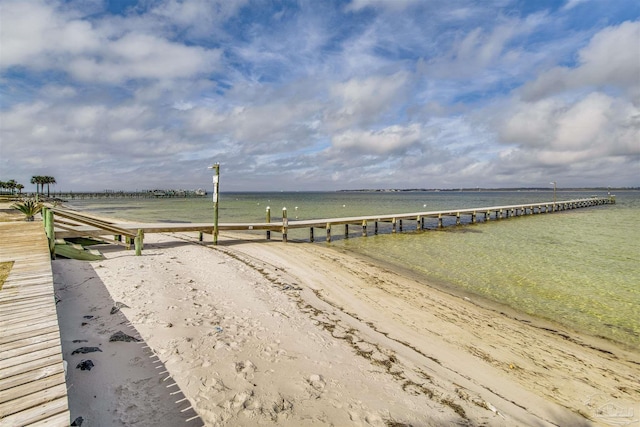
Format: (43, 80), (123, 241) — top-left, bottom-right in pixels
(51, 196), (614, 246)
(0, 222), (70, 426)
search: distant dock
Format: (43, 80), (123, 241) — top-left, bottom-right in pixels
(48, 196), (615, 252)
(39, 189), (208, 201)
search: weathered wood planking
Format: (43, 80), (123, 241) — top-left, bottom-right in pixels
(0, 222), (70, 426)
(52, 196), (614, 244)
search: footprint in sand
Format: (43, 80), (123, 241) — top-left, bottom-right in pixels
(307, 374), (326, 392)
(234, 360), (256, 380)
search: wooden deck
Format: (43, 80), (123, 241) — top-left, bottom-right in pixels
(51, 196), (615, 246)
(0, 222), (70, 426)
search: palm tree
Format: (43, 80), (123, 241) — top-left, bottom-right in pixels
(6, 180), (17, 195)
(44, 176), (56, 196)
(0, 180), (20, 195)
(31, 176), (42, 194)
(16, 183), (24, 194)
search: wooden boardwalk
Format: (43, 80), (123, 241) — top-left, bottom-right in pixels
(0, 222), (70, 426)
(51, 196), (615, 247)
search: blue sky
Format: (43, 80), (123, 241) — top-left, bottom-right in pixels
(1, 0), (638, 191)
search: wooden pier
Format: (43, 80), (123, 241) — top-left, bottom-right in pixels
(49, 196), (615, 250)
(0, 222), (70, 426)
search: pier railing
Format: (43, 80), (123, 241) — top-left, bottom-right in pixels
(47, 196), (614, 253)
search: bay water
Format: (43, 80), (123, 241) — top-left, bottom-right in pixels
(66, 190), (640, 350)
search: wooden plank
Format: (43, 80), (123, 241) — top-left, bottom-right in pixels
(1, 288), (56, 301)
(0, 336), (60, 362)
(0, 299), (57, 313)
(0, 332), (61, 353)
(0, 364), (64, 394)
(0, 371), (66, 405)
(0, 298), (56, 314)
(50, 208), (135, 237)
(0, 286), (56, 300)
(0, 387), (69, 425)
(1, 318), (60, 341)
(28, 409), (71, 427)
(2, 281), (54, 290)
(1, 404), (69, 426)
(0, 306), (58, 324)
(0, 368), (66, 403)
(0, 345), (63, 371)
(0, 324), (60, 346)
(0, 353), (63, 382)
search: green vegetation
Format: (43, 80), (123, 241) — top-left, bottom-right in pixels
(12, 198), (43, 221)
(0, 261), (13, 290)
(1, 175), (58, 198)
(31, 175), (57, 196)
(0, 179), (24, 195)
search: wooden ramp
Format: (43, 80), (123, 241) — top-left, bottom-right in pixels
(0, 222), (70, 426)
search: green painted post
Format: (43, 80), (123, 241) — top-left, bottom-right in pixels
(42, 206), (48, 229)
(45, 209), (55, 258)
(135, 229), (143, 256)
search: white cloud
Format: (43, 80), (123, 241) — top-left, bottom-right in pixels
(68, 33), (221, 83)
(483, 20), (640, 187)
(1, 1), (638, 191)
(148, 0), (249, 39)
(345, 0), (422, 13)
(496, 92), (639, 166)
(562, 0), (590, 11)
(521, 21), (640, 101)
(0, 0), (99, 68)
(0, 0), (222, 83)
(326, 72), (410, 131)
(331, 124), (422, 154)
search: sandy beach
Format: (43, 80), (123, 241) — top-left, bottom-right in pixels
(45, 226), (640, 427)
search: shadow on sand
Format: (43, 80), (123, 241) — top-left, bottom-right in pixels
(52, 259), (203, 426)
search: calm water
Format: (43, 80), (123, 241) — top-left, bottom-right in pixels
(67, 191), (640, 349)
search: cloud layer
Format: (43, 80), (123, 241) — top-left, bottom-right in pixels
(1, 0), (638, 191)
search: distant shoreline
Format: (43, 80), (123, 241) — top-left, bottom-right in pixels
(338, 187), (638, 192)
(3, 187), (636, 201)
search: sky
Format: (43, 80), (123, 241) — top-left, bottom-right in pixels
(1, 0), (639, 192)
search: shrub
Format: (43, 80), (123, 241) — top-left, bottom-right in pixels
(12, 199), (43, 221)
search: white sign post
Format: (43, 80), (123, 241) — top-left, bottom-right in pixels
(209, 163), (220, 244)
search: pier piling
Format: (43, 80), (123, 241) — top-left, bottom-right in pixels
(46, 196), (614, 248)
(282, 208), (288, 243)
